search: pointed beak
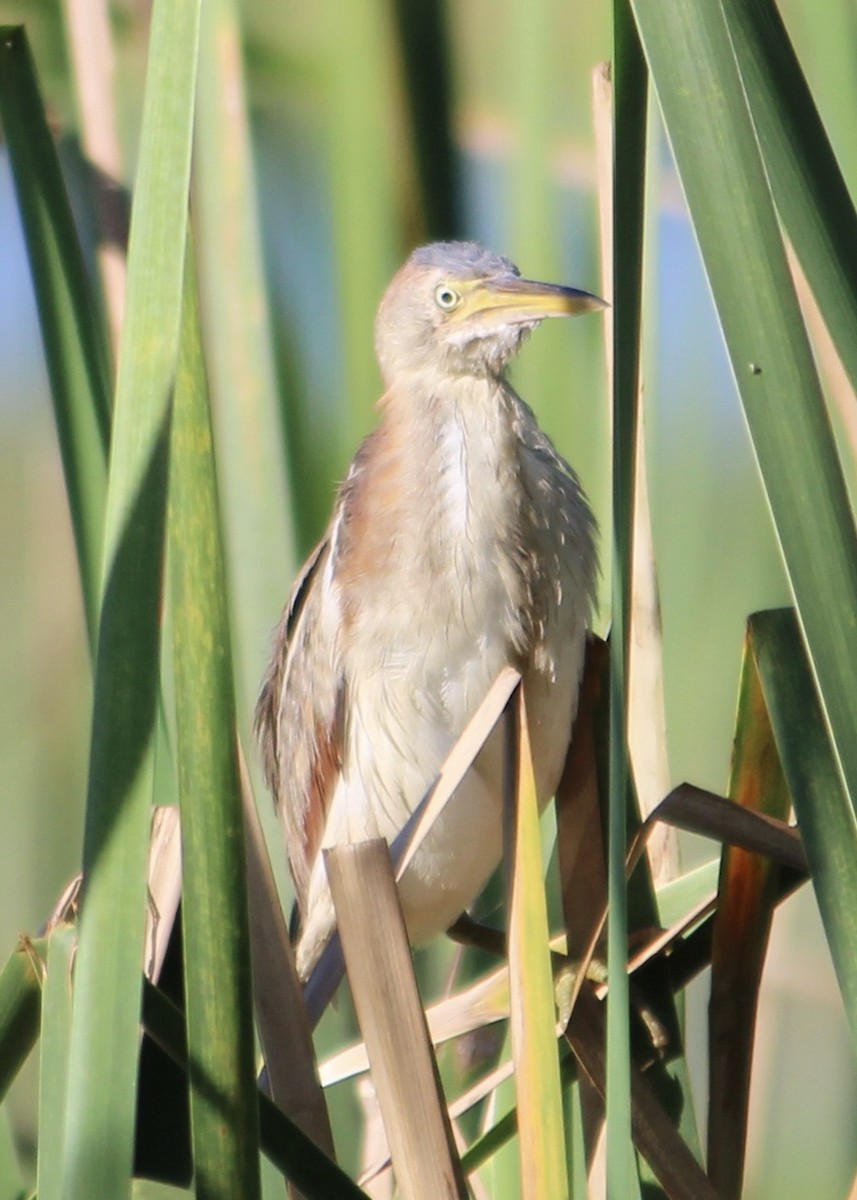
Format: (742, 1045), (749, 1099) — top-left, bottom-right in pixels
(462, 274), (607, 324)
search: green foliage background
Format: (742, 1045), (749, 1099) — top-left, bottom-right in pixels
(1, 1), (856, 1196)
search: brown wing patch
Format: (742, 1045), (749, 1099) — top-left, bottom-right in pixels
(253, 536), (328, 801)
(335, 412), (413, 623)
(300, 686), (345, 915)
(253, 533), (345, 915)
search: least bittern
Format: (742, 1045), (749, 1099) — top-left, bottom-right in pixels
(255, 241), (603, 979)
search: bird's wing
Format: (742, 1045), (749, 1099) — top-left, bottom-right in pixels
(254, 529), (345, 916)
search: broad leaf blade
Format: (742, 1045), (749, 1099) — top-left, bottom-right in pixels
(141, 982), (366, 1198)
(751, 607), (857, 1046)
(193, 0), (297, 724)
(629, 0), (857, 831)
(506, 689), (568, 1200)
(607, 2), (648, 1192)
(169, 250), (261, 1199)
(0, 26), (110, 646)
(0, 939), (42, 1106)
(61, 2), (201, 1195)
(36, 925), (77, 1200)
(721, 0), (857, 404)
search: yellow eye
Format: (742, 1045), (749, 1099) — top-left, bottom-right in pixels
(434, 283), (461, 311)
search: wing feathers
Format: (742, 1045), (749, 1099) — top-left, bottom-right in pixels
(254, 532), (345, 914)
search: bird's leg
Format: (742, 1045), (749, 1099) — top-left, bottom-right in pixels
(445, 912), (506, 957)
(553, 953), (669, 1061)
(449, 916), (670, 1060)
(552, 954), (607, 1034)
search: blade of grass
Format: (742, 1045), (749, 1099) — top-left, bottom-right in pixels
(720, 0), (857, 406)
(193, 0), (297, 725)
(787, 244), (857, 477)
(505, 688), (568, 1199)
(0, 26), (110, 648)
(750, 607), (857, 1043)
(169, 246), (261, 1199)
(460, 989), (719, 1200)
(507, 0), (560, 418)
(609, 75), (672, 874)
(628, 0), (857, 839)
(608, 1), (648, 1193)
(35, 925), (76, 1200)
(60, 1), (201, 1194)
(140, 981), (368, 1198)
(707, 626), (791, 1199)
(558, 639), (701, 1183)
(0, 939), (42, 1105)
(0, 34), (186, 1058)
(326, 0), (400, 451)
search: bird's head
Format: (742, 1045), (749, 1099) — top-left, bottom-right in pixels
(374, 241), (605, 385)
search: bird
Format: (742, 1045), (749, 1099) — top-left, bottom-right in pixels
(255, 241), (603, 981)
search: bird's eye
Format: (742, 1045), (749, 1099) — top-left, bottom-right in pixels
(434, 284), (461, 311)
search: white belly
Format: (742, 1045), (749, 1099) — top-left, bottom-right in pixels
(295, 608), (586, 978)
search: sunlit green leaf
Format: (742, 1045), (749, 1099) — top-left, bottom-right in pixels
(169, 247), (261, 1199)
(61, 0), (201, 1194)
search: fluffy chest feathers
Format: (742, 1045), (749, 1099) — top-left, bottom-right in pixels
(332, 373), (595, 724)
(338, 378), (530, 675)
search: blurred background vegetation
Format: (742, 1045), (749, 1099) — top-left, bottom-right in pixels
(1, 1), (856, 1195)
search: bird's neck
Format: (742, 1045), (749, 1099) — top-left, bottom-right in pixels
(384, 367), (523, 510)
(337, 369), (535, 657)
(380, 365), (521, 446)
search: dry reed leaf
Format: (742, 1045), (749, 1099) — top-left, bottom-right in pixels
(326, 839), (468, 1200)
(357, 1075), (393, 1200)
(593, 58), (676, 883)
(623, 892), (717, 984)
(144, 805), (181, 982)
(555, 628), (610, 1168)
(707, 641), (792, 1200)
(556, 637), (608, 960)
(653, 783), (806, 873)
(319, 964), (510, 1086)
(239, 741), (335, 1165)
(394, 664), (521, 880)
(593, 60), (614, 316)
(43, 874), (83, 934)
(62, 0), (127, 351)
